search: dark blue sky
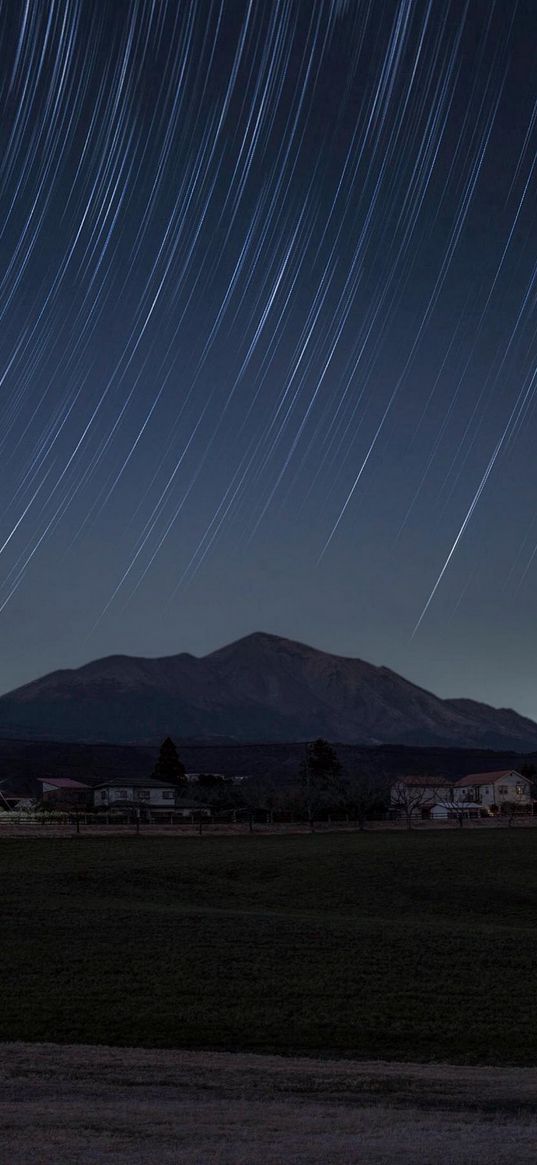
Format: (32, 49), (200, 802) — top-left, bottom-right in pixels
(1, 0), (536, 716)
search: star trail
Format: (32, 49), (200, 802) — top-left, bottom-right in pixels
(0, 1), (536, 714)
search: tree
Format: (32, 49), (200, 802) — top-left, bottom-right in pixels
(242, 775), (301, 824)
(501, 785), (532, 827)
(152, 737), (186, 786)
(390, 779), (435, 830)
(193, 773), (243, 812)
(340, 769), (390, 830)
(520, 764), (537, 800)
(429, 785), (470, 828)
(299, 738), (342, 828)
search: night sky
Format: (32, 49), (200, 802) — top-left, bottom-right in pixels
(1, 1), (536, 716)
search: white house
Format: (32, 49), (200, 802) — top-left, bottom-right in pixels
(93, 778), (210, 816)
(453, 770), (532, 811)
(94, 778), (179, 809)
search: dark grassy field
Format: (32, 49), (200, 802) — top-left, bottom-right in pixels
(2, 831), (537, 1063)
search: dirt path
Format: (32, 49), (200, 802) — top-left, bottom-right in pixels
(1, 1043), (537, 1164)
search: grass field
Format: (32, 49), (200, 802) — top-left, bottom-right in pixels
(2, 830), (537, 1063)
(4, 1044), (537, 1164)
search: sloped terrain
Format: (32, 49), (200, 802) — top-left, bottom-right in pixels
(0, 631), (536, 749)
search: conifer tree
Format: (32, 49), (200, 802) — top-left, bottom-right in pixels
(152, 737), (186, 786)
(299, 738), (342, 826)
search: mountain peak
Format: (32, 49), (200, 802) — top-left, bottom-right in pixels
(207, 631), (319, 657)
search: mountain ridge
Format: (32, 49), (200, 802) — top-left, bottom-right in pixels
(0, 631), (535, 750)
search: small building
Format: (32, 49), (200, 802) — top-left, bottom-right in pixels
(0, 793), (36, 812)
(453, 770), (532, 811)
(185, 772), (245, 786)
(174, 799), (211, 818)
(185, 772), (227, 782)
(0, 790), (25, 812)
(429, 800), (481, 821)
(39, 778), (91, 809)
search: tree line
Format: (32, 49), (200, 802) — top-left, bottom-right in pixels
(152, 735), (390, 827)
(152, 736), (537, 827)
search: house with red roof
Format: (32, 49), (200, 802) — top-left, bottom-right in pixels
(39, 778), (91, 809)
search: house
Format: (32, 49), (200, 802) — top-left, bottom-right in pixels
(39, 778), (91, 809)
(453, 770), (533, 812)
(93, 778), (210, 817)
(390, 775), (451, 815)
(93, 778), (179, 809)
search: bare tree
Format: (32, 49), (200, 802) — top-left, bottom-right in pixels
(502, 786), (532, 827)
(341, 769), (390, 830)
(390, 779), (436, 830)
(242, 776), (286, 823)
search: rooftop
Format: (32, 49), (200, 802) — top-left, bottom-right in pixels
(455, 770), (524, 787)
(40, 778), (90, 789)
(394, 775), (447, 788)
(94, 777), (179, 789)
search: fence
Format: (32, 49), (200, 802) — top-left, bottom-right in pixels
(1, 810), (536, 837)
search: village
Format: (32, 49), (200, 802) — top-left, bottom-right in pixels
(0, 766), (534, 829)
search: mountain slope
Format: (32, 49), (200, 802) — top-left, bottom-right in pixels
(0, 631), (535, 749)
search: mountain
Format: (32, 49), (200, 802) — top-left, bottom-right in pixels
(0, 631), (535, 750)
